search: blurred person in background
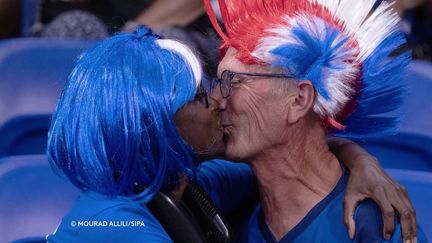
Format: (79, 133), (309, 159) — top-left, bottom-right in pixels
(394, 0), (432, 60)
(31, 0), (220, 76)
(0, 0), (21, 38)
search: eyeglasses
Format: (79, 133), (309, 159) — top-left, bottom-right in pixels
(215, 70), (295, 98)
(194, 83), (209, 108)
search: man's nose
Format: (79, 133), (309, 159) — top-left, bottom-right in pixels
(210, 84), (227, 110)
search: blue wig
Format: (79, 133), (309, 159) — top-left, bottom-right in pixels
(47, 27), (201, 202)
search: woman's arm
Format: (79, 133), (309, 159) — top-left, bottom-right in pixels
(328, 137), (417, 243)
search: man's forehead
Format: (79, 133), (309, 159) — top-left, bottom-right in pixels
(217, 48), (240, 75)
(217, 47), (264, 77)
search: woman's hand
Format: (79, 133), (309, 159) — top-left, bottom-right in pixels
(344, 156), (417, 243)
(329, 138), (417, 243)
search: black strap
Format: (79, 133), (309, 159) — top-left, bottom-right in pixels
(147, 191), (206, 243)
(147, 183), (230, 243)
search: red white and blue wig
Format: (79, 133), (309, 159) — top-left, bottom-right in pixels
(205, 0), (410, 138)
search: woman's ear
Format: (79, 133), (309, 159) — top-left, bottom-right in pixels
(286, 80), (316, 124)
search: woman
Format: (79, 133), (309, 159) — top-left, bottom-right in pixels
(47, 27), (415, 242)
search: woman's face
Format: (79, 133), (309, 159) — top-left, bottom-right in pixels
(174, 88), (225, 161)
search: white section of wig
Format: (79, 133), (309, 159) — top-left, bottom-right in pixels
(156, 39), (202, 88)
(252, 15), (358, 118)
(313, 0), (401, 61)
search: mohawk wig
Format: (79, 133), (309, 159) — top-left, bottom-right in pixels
(204, 0), (410, 138)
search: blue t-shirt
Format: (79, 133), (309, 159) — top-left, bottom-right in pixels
(46, 159), (254, 243)
(236, 170), (429, 243)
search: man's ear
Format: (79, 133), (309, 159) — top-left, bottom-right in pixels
(286, 80), (315, 124)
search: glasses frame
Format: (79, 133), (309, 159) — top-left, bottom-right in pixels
(215, 70), (295, 98)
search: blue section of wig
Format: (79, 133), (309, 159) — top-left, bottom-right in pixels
(335, 31), (410, 138)
(266, 20), (409, 138)
(47, 27), (198, 202)
(269, 24), (348, 101)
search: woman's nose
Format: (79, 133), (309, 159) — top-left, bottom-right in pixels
(207, 95), (221, 111)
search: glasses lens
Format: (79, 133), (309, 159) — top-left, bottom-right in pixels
(220, 71), (232, 98)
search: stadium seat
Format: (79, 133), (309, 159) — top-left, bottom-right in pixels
(399, 60), (432, 137)
(0, 155), (80, 243)
(0, 114), (51, 158)
(387, 169), (432, 241)
(0, 38), (96, 125)
(354, 132), (432, 172)
(12, 236), (46, 243)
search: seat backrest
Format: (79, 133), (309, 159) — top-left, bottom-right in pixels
(399, 60), (432, 137)
(386, 169), (432, 241)
(354, 132), (432, 171)
(0, 114), (51, 158)
(0, 155), (80, 243)
(0, 38), (96, 125)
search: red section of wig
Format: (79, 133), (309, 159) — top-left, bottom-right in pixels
(204, 0), (350, 64)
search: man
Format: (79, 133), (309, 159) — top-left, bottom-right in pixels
(204, 0), (427, 242)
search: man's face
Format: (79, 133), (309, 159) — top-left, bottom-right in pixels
(212, 48), (296, 162)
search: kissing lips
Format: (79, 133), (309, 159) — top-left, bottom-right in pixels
(221, 124), (233, 145)
(222, 124), (234, 134)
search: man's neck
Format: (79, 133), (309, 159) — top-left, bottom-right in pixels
(249, 124), (342, 240)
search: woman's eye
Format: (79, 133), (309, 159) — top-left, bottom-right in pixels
(194, 93), (205, 103)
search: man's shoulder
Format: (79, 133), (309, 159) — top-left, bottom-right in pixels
(353, 199), (386, 242)
(355, 200), (429, 243)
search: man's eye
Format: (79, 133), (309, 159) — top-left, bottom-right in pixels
(231, 75), (245, 86)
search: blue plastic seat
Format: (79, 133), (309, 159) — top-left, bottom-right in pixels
(0, 38), (96, 125)
(0, 155), (79, 243)
(386, 169), (432, 241)
(354, 132), (432, 171)
(399, 60), (432, 137)
(12, 236), (46, 243)
(0, 114), (51, 158)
